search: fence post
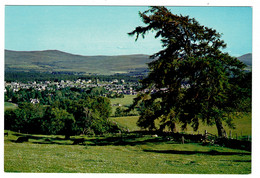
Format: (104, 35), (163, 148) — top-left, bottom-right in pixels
(204, 130), (207, 140)
(229, 130), (232, 139)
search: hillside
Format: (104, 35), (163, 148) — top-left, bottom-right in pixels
(237, 53), (252, 71)
(5, 50), (151, 75)
(5, 50), (252, 75)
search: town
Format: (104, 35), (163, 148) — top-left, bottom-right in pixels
(4, 78), (140, 102)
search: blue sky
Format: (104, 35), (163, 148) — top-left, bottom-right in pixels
(5, 6), (252, 57)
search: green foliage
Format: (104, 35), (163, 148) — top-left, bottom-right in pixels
(5, 95), (119, 136)
(114, 107), (126, 117)
(128, 6), (251, 137)
(5, 103), (45, 133)
(5, 71), (141, 83)
(107, 92), (124, 99)
(42, 107), (75, 137)
(137, 100), (161, 131)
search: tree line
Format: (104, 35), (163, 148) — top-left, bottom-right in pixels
(5, 71), (141, 83)
(5, 88), (125, 138)
(5, 86), (108, 105)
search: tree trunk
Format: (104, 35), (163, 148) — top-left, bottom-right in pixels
(215, 118), (227, 138)
(65, 134), (70, 140)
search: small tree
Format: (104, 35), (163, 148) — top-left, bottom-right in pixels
(128, 6), (251, 137)
(115, 107), (125, 117)
(43, 107), (75, 139)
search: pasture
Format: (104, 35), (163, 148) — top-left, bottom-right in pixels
(110, 95), (138, 116)
(4, 96), (252, 173)
(4, 102), (17, 111)
(110, 113), (252, 139)
(110, 95), (137, 106)
(109, 95), (251, 137)
(4, 131), (251, 173)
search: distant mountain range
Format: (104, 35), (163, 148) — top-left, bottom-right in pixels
(4, 50), (151, 75)
(5, 49), (252, 75)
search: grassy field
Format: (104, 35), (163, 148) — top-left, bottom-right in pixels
(4, 131), (251, 173)
(110, 95), (138, 116)
(110, 95), (137, 106)
(110, 116), (140, 131)
(109, 95), (252, 138)
(4, 96), (252, 173)
(110, 113), (251, 139)
(4, 102), (17, 111)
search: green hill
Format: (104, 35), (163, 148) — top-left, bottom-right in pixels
(237, 53), (252, 66)
(5, 50), (151, 75)
(237, 53), (252, 71)
(5, 50), (251, 75)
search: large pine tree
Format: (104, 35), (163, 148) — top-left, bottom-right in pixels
(128, 6), (251, 137)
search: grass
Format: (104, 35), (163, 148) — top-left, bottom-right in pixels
(4, 102), (17, 111)
(4, 131), (251, 173)
(109, 95), (251, 138)
(110, 95), (137, 106)
(4, 96), (252, 173)
(110, 95), (138, 116)
(110, 116), (140, 131)
(110, 113), (252, 139)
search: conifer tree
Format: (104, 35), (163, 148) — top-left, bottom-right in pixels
(128, 6), (250, 137)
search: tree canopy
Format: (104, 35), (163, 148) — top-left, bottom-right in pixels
(128, 6), (251, 137)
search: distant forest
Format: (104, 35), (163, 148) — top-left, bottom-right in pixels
(5, 71), (143, 83)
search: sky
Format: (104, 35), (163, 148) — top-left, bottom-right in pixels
(5, 6), (252, 57)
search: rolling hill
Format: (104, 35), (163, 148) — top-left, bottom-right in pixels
(237, 53), (252, 71)
(5, 50), (151, 75)
(5, 49), (252, 75)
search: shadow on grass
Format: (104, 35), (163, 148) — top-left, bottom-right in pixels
(9, 133), (172, 146)
(143, 149), (251, 156)
(87, 135), (172, 146)
(10, 133), (75, 145)
(12, 133), (67, 141)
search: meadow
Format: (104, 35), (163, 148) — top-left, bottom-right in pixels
(4, 102), (17, 110)
(4, 131), (251, 173)
(110, 95), (138, 116)
(110, 114), (252, 139)
(109, 95), (252, 138)
(4, 95), (252, 173)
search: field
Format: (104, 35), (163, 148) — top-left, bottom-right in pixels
(110, 114), (252, 138)
(4, 102), (17, 110)
(109, 95), (252, 138)
(110, 95), (138, 116)
(4, 95), (252, 173)
(110, 116), (140, 131)
(4, 131), (251, 173)
(110, 95), (137, 107)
